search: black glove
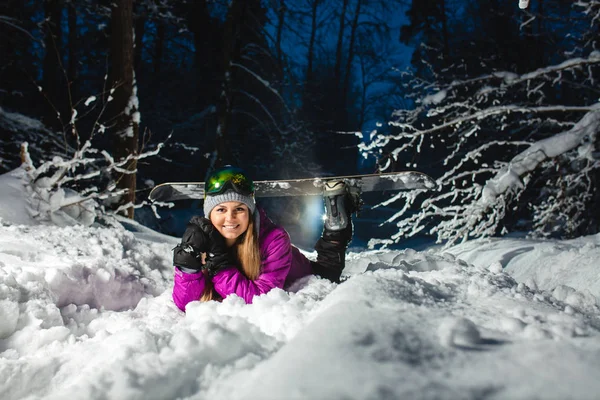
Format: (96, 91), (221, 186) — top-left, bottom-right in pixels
(196, 218), (232, 276)
(172, 216), (211, 271)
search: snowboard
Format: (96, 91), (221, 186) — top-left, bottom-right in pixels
(148, 171), (436, 203)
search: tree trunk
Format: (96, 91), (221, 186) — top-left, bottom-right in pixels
(67, 2), (78, 100)
(306, 0), (320, 84)
(108, 0), (139, 219)
(340, 0), (362, 127)
(42, 0), (63, 128)
(191, 0), (211, 71)
(212, 0), (247, 167)
(154, 23), (165, 74)
(275, 0), (286, 70)
(334, 0), (349, 91)
(358, 56), (366, 129)
(190, 0), (214, 102)
(134, 5), (146, 71)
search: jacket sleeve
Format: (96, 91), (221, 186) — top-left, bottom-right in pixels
(212, 229), (292, 304)
(172, 267), (207, 311)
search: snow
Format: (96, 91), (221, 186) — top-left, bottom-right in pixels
(382, 171), (437, 189)
(265, 182), (291, 189)
(69, 109), (77, 125)
(1, 168), (600, 399)
(422, 90), (447, 105)
(84, 96), (97, 107)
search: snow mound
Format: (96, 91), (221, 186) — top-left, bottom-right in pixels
(438, 317), (481, 348)
(447, 235), (600, 305)
(1, 220), (600, 399)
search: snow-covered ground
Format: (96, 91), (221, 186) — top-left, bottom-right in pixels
(1, 167), (600, 400)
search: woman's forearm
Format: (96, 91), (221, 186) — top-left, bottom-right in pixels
(172, 267), (207, 311)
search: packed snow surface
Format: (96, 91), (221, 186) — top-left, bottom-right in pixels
(1, 168), (599, 400)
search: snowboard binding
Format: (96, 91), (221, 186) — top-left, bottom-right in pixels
(322, 180), (363, 243)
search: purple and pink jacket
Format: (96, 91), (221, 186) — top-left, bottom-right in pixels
(172, 208), (313, 311)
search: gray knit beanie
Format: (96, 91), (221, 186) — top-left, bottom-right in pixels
(203, 189), (257, 218)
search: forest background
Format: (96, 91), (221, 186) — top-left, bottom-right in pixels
(0, 0), (599, 249)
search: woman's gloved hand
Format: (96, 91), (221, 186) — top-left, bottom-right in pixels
(196, 218), (232, 276)
(172, 216), (210, 271)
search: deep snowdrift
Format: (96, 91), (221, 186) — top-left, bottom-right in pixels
(1, 167), (599, 399)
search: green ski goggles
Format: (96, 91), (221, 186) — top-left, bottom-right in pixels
(204, 166), (255, 198)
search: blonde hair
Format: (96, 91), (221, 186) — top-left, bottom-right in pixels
(200, 214), (261, 301)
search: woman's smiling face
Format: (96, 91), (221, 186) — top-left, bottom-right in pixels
(209, 201), (250, 246)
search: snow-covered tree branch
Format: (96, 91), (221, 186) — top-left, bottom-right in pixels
(366, 0), (600, 248)
(19, 132), (170, 226)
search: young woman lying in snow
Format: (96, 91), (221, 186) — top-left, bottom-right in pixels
(172, 165), (361, 310)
